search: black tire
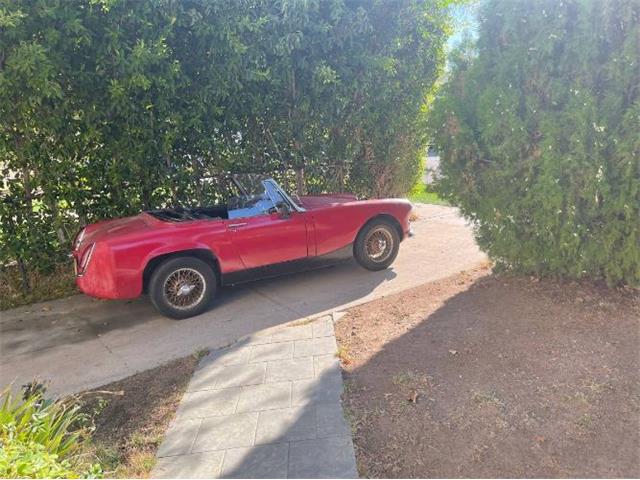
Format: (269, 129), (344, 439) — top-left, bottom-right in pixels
(354, 219), (400, 271)
(148, 256), (216, 319)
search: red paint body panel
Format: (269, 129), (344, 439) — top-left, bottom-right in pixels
(73, 193), (412, 300)
(228, 211), (309, 269)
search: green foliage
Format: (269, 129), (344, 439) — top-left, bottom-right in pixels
(430, 0), (640, 286)
(0, 387), (101, 478)
(409, 183), (449, 206)
(0, 0), (454, 286)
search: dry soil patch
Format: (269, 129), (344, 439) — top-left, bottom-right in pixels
(335, 266), (640, 478)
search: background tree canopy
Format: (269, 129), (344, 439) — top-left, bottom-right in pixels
(430, 0), (639, 286)
(0, 0), (453, 280)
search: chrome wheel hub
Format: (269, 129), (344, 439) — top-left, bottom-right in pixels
(164, 268), (206, 310)
(365, 227), (394, 262)
(177, 284), (196, 296)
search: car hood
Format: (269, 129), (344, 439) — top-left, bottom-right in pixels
(298, 193), (358, 210)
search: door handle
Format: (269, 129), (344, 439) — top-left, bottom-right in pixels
(228, 222), (248, 228)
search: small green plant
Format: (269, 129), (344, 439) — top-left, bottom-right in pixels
(193, 347), (209, 360)
(471, 390), (505, 408)
(577, 413), (594, 429)
(336, 345), (352, 365)
(392, 370), (427, 387)
(0, 385), (101, 478)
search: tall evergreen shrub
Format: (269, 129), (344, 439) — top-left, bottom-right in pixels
(430, 0), (640, 286)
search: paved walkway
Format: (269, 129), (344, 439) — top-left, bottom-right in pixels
(152, 313), (357, 479)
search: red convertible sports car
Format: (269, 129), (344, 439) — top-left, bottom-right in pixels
(72, 175), (413, 318)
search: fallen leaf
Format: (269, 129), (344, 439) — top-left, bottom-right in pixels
(408, 390), (419, 403)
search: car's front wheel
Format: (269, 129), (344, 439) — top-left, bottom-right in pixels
(354, 219), (400, 271)
(148, 256), (216, 319)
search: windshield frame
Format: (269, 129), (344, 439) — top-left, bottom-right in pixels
(263, 179), (305, 213)
(230, 174), (305, 214)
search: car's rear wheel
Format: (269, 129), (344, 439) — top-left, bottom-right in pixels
(149, 257), (216, 319)
(354, 219), (400, 271)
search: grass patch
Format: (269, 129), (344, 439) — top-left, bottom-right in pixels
(0, 262), (77, 310)
(194, 347), (210, 360)
(408, 184), (449, 206)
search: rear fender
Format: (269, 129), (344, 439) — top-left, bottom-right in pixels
(142, 247), (222, 293)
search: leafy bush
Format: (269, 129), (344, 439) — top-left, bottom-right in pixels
(430, 0), (640, 286)
(0, 0), (453, 287)
(0, 387), (100, 478)
(1, 441), (78, 479)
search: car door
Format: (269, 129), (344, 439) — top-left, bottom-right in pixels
(226, 183), (308, 269)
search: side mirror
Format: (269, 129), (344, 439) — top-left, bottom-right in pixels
(275, 201), (291, 218)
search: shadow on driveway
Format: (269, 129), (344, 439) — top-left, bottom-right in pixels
(0, 260), (395, 396)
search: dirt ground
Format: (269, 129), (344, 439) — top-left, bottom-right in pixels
(79, 355), (199, 477)
(335, 265), (640, 478)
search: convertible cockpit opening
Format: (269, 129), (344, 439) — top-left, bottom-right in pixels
(145, 175), (303, 223)
(146, 205), (229, 222)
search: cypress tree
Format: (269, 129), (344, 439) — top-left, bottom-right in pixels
(430, 0), (640, 286)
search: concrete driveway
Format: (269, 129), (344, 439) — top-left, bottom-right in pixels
(0, 204), (485, 397)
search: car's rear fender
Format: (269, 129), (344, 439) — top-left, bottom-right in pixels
(142, 248), (222, 293)
(108, 221), (242, 298)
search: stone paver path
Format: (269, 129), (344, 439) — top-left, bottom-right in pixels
(152, 313), (357, 479)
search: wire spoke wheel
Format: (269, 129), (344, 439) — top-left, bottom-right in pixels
(365, 226), (394, 263)
(163, 267), (206, 310)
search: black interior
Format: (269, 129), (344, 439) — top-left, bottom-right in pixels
(146, 204), (229, 222)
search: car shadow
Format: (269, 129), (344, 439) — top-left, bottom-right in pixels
(0, 259), (396, 394)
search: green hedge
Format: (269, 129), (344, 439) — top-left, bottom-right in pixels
(0, 0), (452, 280)
(430, 0), (640, 286)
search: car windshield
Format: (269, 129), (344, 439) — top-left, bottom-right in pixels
(227, 175), (302, 219)
(231, 174), (269, 196)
